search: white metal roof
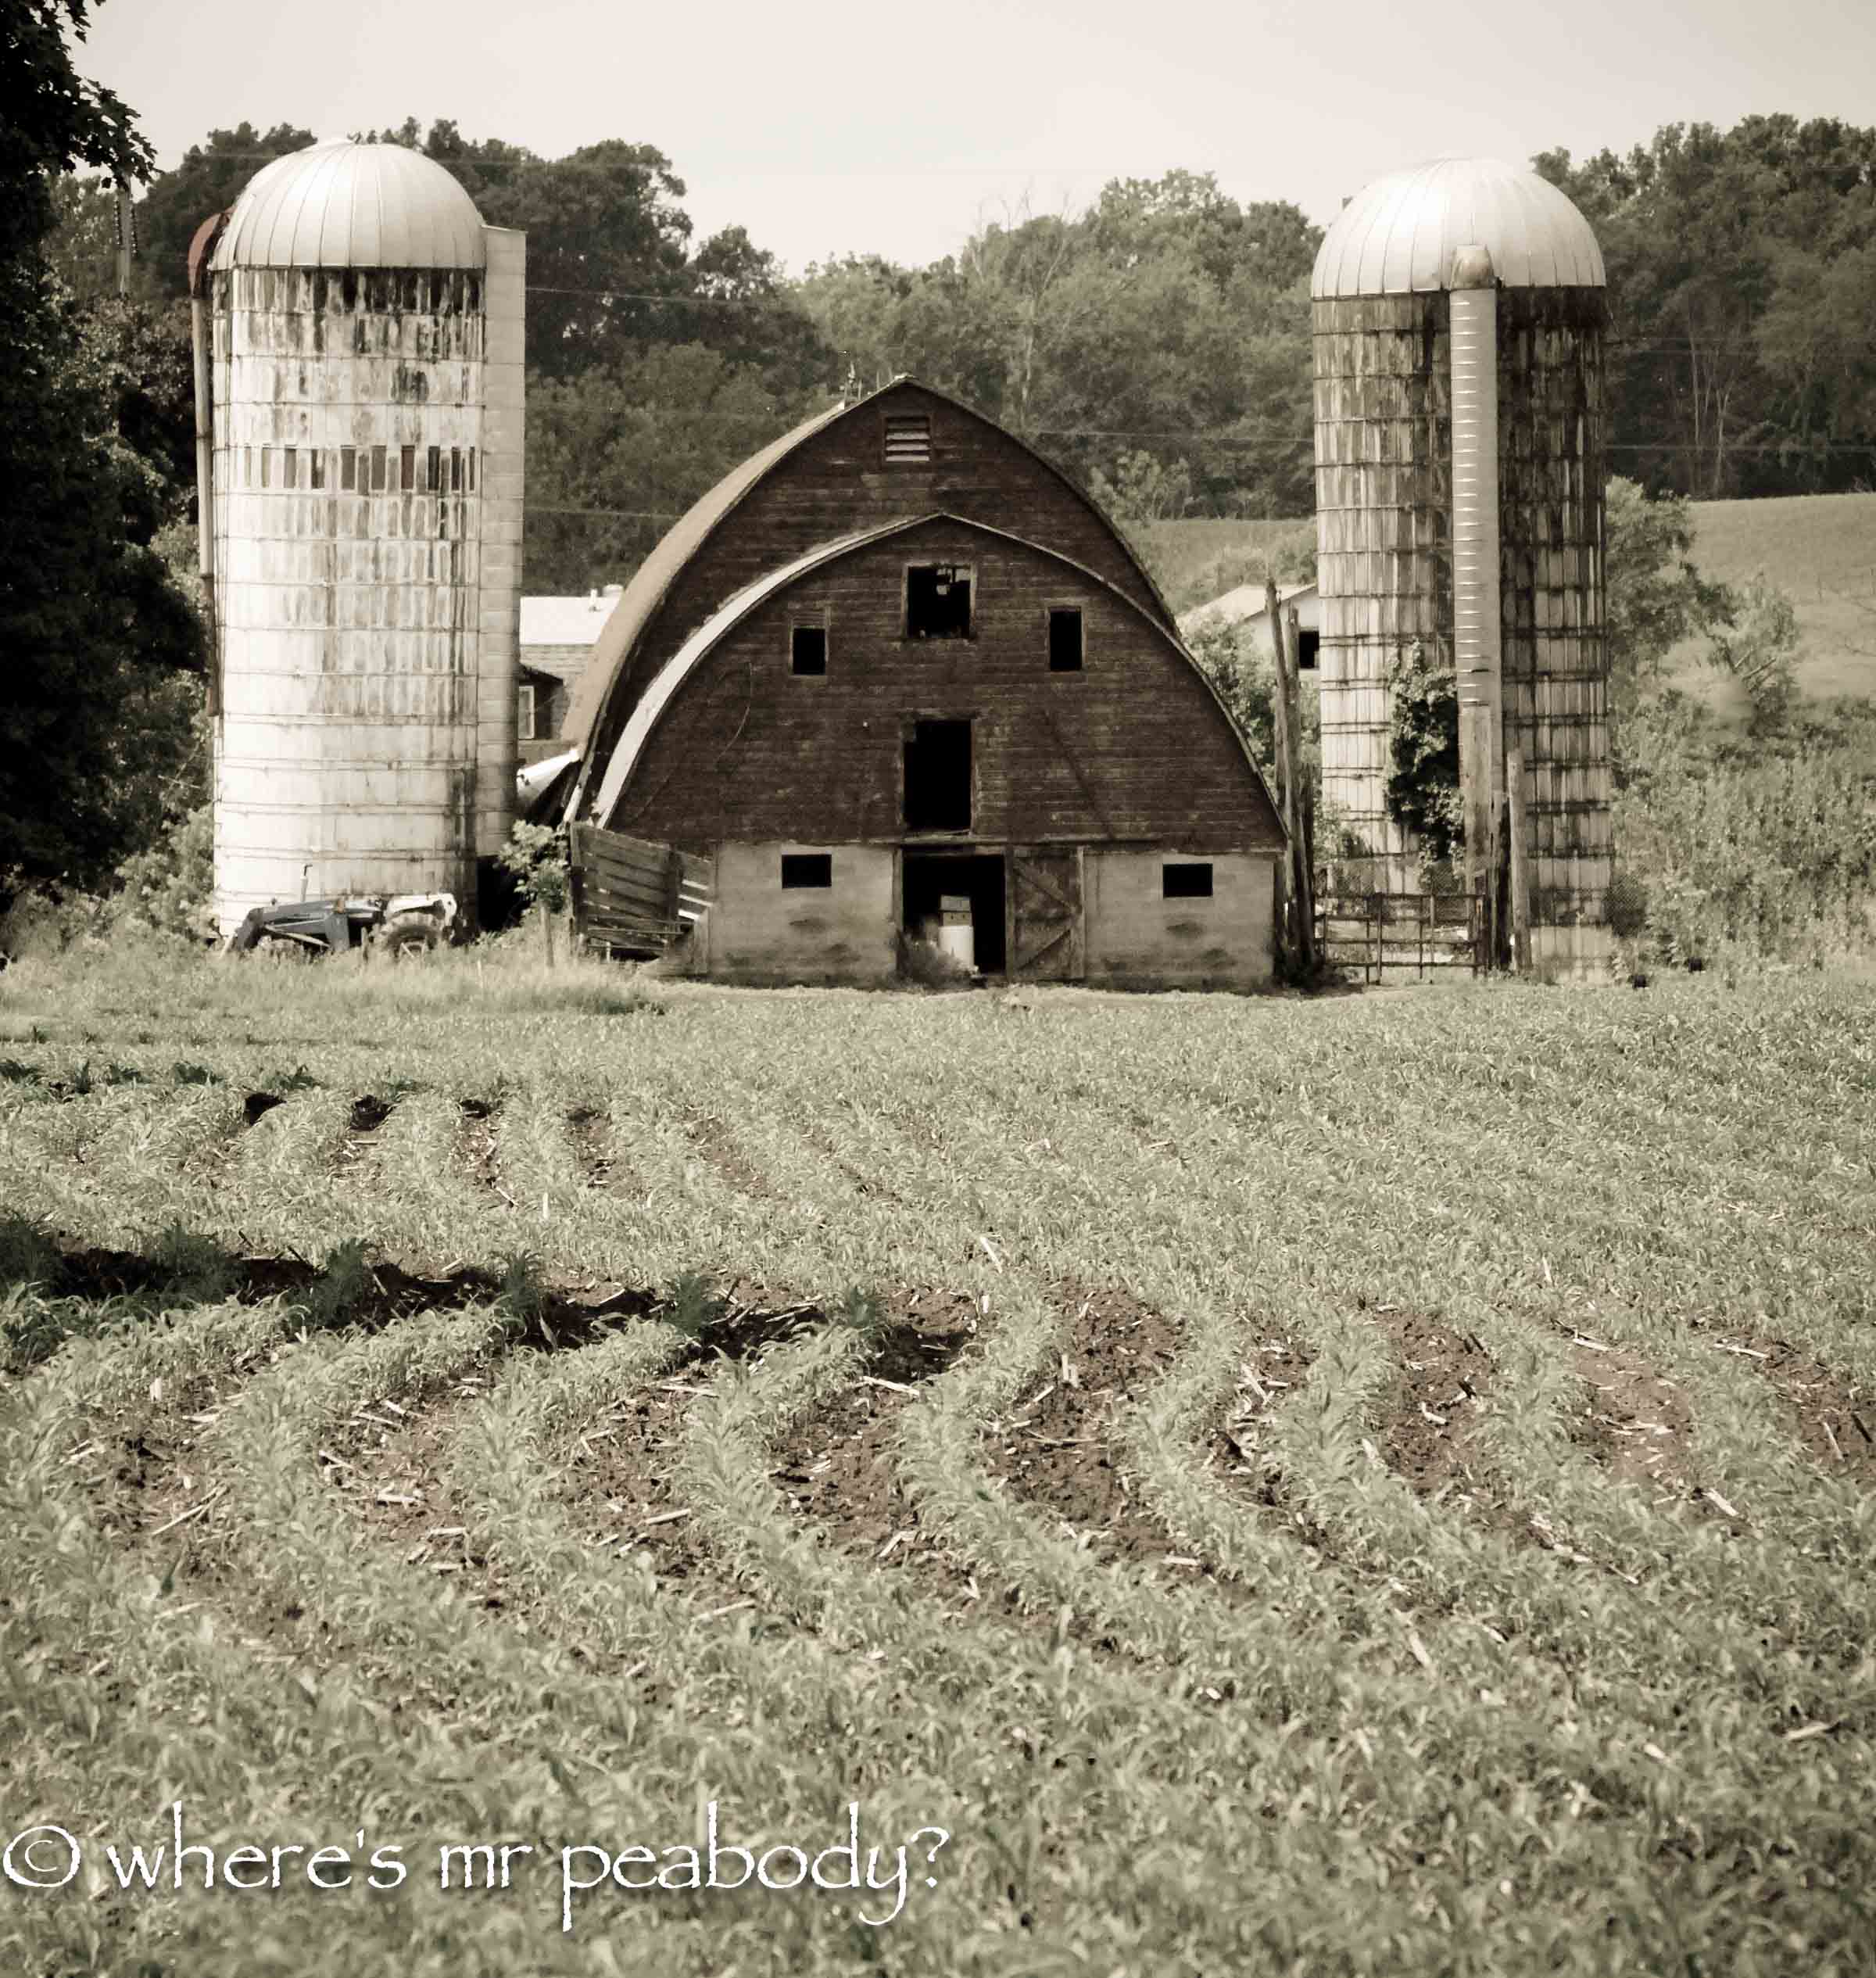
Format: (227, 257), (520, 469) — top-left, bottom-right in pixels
(521, 594), (623, 647)
(1178, 581), (1317, 637)
(213, 142), (489, 271)
(1312, 157), (1604, 298)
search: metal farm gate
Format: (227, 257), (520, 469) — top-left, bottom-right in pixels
(1314, 889), (1487, 984)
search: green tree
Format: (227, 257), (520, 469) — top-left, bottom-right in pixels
(524, 342), (824, 593)
(362, 120), (831, 390)
(133, 120), (317, 297)
(0, 0), (207, 908)
(1535, 117), (1876, 498)
(792, 170), (1321, 519)
(1603, 477), (1733, 715)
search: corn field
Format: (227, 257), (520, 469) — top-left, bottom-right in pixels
(1, 951), (1874, 1976)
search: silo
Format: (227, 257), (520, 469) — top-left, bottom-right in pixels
(1311, 156), (1612, 972)
(195, 142), (526, 935)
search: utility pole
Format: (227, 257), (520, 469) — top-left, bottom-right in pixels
(114, 180), (134, 298)
(1506, 747), (1531, 973)
(1283, 603), (1317, 971)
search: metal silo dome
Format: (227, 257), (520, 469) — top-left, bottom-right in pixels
(213, 140), (489, 271)
(1312, 156), (1605, 298)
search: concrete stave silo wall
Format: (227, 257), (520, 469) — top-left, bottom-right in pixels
(210, 263), (489, 930)
(1497, 288), (1612, 960)
(1313, 291), (1454, 885)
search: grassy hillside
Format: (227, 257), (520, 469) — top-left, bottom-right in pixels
(1670, 492), (1876, 706)
(2, 948), (1874, 1976)
(1137, 517), (1315, 613)
(1150, 493), (1876, 704)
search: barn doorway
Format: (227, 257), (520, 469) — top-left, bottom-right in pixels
(902, 853), (1006, 975)
(903, 718), (972, 833)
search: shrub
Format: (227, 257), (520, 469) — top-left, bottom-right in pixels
(149, 1223), (238, 1302)
(1614, 693), (1876, 967)
(662, 1268), (727, 1342)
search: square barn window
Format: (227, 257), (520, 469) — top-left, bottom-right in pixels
(791, 625), (828, 675)
(906, 564), (972, 640)
(1162, 862), (1214, 899)
(884, 413), (931, 463)
(1048, 607), (1083, 671)
(780, 853), (832, 889)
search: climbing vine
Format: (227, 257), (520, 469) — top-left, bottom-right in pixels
(1384, 640), (1463, 866)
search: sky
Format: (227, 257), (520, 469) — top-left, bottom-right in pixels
(80, 0), (1876, 274)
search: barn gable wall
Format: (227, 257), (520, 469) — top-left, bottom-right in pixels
(579, 382), (1170, 803)
(607, 518), (1283, 856)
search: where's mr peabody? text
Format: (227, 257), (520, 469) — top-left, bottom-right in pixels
(3, 1801), (951, 1932)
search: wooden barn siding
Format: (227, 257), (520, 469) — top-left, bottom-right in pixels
(584, 383), (1169, 783)
(1312, 288), (1611, 933)
(612, 521), (1282, 857)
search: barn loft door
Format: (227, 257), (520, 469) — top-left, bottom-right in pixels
(1008, 845), (1083, 981)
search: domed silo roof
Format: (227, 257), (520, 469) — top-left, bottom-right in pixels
(1312, 156), (1604, 298)
(212, 140), (488, 271)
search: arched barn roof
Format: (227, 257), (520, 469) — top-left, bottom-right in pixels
(585, 511), (1285, 837)
(1312, 156), (1605, 297)
(560, 378), (1177, 819)
(212, 141), (489, 271)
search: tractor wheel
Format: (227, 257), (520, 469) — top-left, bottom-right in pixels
(375, 913), (442, 959)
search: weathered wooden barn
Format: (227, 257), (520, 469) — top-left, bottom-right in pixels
(560, 380), (1285, 987)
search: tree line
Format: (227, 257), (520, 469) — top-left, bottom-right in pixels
(7, 0), (1874, 910)
(81, 107), (1876, 600)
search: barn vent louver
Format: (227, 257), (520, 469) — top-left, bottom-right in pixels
(884, 413), (931, 463)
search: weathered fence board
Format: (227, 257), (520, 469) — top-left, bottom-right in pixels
(568, 823), (713, 957)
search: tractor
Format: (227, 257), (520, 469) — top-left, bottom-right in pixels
(226, 892), (458, 959)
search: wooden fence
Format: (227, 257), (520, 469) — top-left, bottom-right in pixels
(567, 824), (713, 959)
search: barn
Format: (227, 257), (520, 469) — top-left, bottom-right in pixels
(560, 379), (1286, 989)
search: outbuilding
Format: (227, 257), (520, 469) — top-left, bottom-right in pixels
(562, 380), (1286, 988)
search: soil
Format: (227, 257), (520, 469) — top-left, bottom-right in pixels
(1561, 1328), (1705, 1500)
(1211, 1333), (1324, 1548)
(1369, 1307), (1497, 1498)
(681, 1107), (778, 1200)
(1726, 1331), (1876, 1487)
(764, 1288), (992, 1610)
(983, 1287), (1183, 1564)
(347, 1093), (394, 1135)
(567, 1105), (644, 1195)
(331, 1092), (395, 1174)
(456, 1097), (507, 1201)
